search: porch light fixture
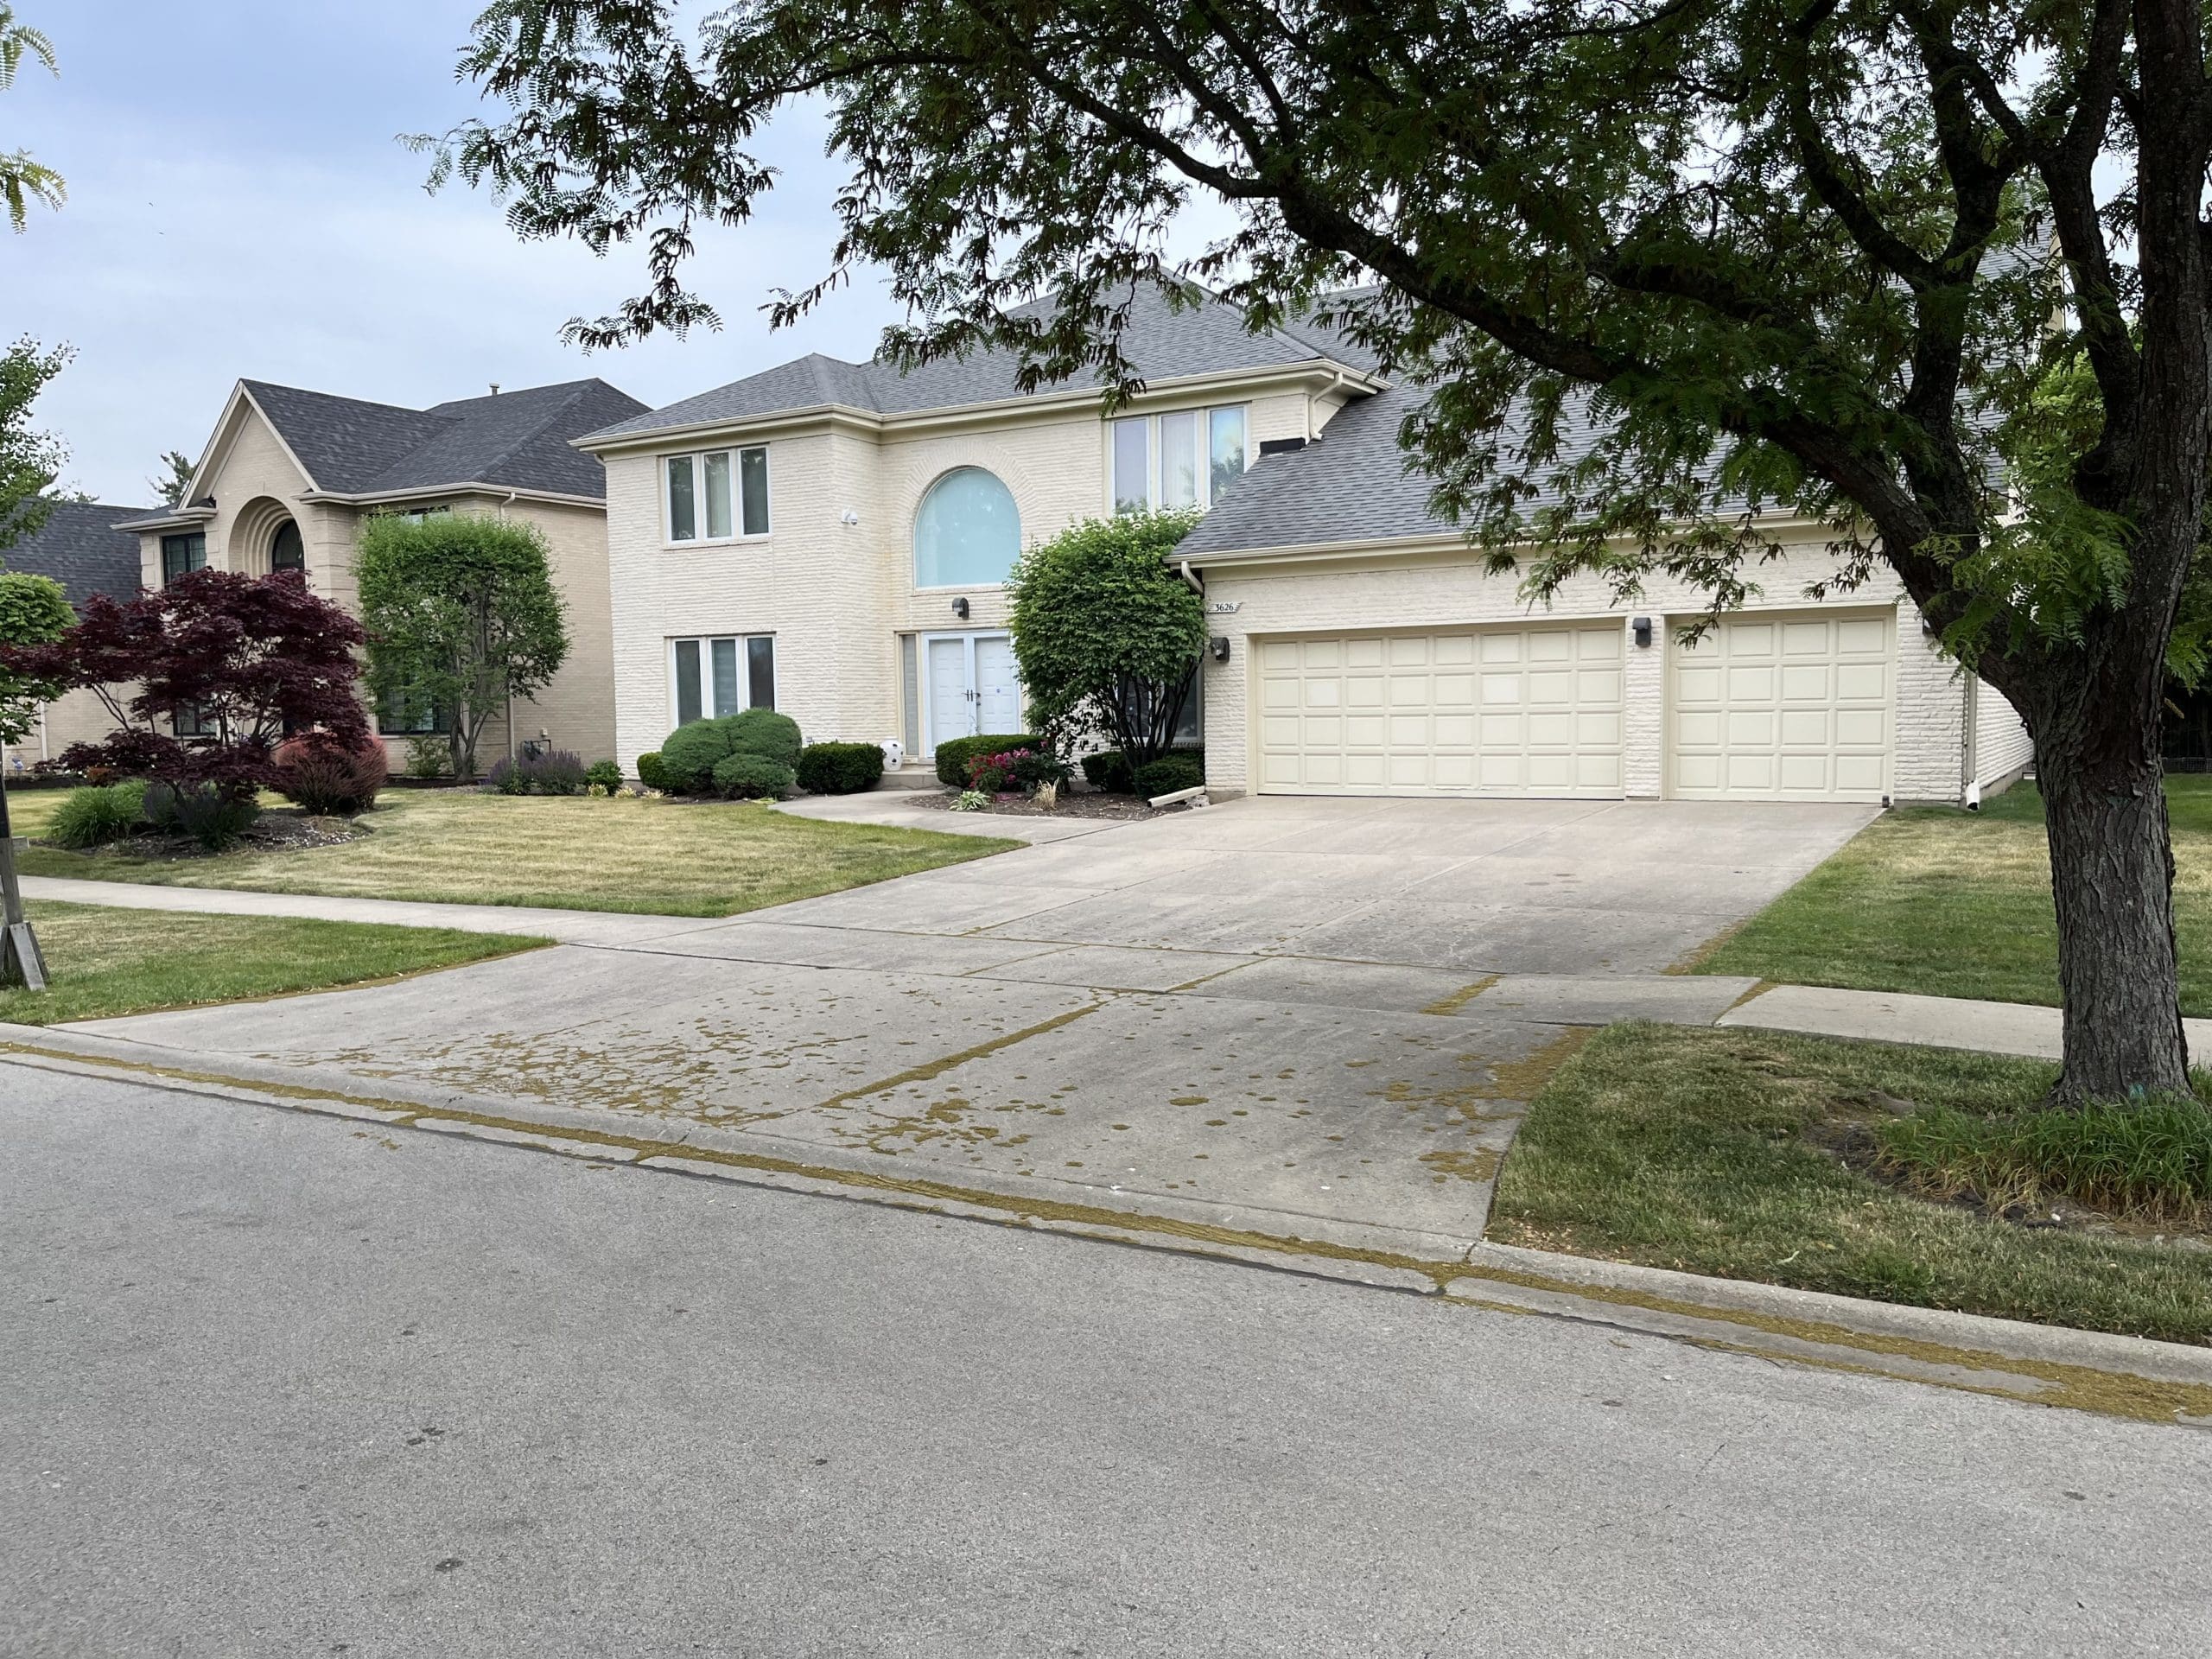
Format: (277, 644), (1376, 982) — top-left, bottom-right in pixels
(951, 596), (970, 620)
(1631, 616), (1654, 648)
(1210, 635), (1231, 663)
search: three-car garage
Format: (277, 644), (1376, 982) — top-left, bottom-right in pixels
(1244, 607), (1901, 804)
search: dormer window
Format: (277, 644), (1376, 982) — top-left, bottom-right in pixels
(666, 446), (769, 543)
(1112, 405), (1249, 513)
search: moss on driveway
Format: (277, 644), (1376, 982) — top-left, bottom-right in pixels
(0, 900), (544, 1027)
(1693, 775), (2212, 1014)
(11, 789), (1018, 918)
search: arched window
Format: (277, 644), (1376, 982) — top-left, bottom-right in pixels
(913, 467), (1020, 588)
(270, 520), (304, 573)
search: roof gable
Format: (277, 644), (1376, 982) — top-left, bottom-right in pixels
(234, 377), (649, 501)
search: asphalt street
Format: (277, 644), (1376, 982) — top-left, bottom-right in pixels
(4, 1061), (2207, 1658)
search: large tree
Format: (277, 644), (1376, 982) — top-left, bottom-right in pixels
(0, 4), (63, 232)
(0, 335), (66, 555)
(355, 512), (569, 781)
(434, 0), (2210, 1104)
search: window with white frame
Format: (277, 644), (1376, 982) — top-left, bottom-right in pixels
(671, 634), (776, 726)
(1111, 405), (1249, 513)
(665, 446), (770, 543)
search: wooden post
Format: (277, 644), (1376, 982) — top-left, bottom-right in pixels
(0, 773), (45, 991)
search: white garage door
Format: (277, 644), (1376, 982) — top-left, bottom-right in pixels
(1256, 626), (1625, 797)
(1669, 609), (1892, 801)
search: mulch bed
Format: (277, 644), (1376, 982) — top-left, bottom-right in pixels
(64, 807), (365, 863)
(902, 789), (1166, 821)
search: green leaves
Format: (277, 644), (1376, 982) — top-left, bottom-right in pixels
(0, 567), (70, 746)
(1005, 509), (1205, 764)
(0, 335), (67, 555)
(355, 512), (569, 778)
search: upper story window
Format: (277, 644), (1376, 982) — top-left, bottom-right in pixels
(913, 467), (1020, 588)
(1112, 405), (1249, 514)
(666, 446), (770, 543)
(161, 531), (206, 585)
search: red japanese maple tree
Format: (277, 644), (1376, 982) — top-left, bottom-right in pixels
(8, 569), (370, 798)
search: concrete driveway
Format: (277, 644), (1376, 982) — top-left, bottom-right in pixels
(54, 797), (1875, 1261)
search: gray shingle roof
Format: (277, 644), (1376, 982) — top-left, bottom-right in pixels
(583, 283), (1371, 443)
(1180, 378), (1629, 556)
(1176, 382), (1446, 555)
(242, 377), (649, 499)
(3, 499), (150, 607)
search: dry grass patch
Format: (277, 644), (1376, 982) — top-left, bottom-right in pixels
(12, 789), (1017, 917)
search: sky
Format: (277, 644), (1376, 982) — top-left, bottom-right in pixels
(5, 1), (908, 505)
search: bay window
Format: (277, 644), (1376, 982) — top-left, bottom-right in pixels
(665, 445), (770, 543)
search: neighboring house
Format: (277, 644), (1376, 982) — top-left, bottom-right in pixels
(0, 499), (151, 772)
(115, 376), (649, 768)
(579, 287), (2030, 805)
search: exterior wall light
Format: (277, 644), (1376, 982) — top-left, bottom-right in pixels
(1631, 616), (1654, 648)
(951, 596), (970, 620)
(1210, 635), (1231, 663)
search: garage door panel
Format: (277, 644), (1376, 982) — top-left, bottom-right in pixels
(1257, 623), (1627, 799)
(1669, 608), (1891, 802)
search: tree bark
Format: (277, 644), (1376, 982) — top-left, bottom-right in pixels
(2031, 687), (2193, 1106)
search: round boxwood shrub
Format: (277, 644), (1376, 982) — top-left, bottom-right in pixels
(658, 711), (806, 794)
(714, 752), (796, 799)
(1079, 750), (1135, 793)
(934, 733), (1040, 787)
(1135, 753), (1205, 798)
(725, 707), (803, 768)
(635, 751), (671, 791)
(585, 759), (623, 792)
(796, 741), (885, 795)
(658, 720), (730, 794)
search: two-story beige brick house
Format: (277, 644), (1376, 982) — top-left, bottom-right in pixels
(579, 288), (2030, 805)
(116, 375), (646, 769)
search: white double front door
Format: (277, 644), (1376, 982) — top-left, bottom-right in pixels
(923, 632), (1022, 754)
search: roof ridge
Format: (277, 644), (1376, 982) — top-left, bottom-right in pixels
(240, 378), (456, 423)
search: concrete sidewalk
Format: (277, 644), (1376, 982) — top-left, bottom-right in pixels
(1724, 981), (2212, 1063)
(25, 872), (2192, 1065)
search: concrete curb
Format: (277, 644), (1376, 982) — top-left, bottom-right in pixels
(9, 1021), (2210, 1426)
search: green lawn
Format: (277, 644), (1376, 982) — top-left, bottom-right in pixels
(1491, 1022), (2212, 1343)
(0, 900), (543, 1027)
(10, 789), (1018, 917)
(1694, 774), (2212, 1014)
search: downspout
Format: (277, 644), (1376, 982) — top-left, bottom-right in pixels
(1178, 560), (1203, 595)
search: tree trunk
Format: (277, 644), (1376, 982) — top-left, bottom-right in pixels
(2034, 710), (2193, 1107)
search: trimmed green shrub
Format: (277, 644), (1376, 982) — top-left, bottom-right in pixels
(585, 759), (623, 792)
(659, 720), (732, 794)
(1080, 750), (1135, 792)
(725, 707), (803, 767)
(936, 733), (1040, 787)
(659, 711), (806, 793)
(1135, 753), (1205, 798)
(635, 751), (671, 791)
(47, 780), (147, 849)
(714, 753), (796, 798)
(797, 741), (885, 794)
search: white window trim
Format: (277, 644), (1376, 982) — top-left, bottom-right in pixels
(667, 632), (778, 725)
(662, 445), (772, 548)
(912, 467), (1021, 593)
(1111, 403), (1250, 513)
